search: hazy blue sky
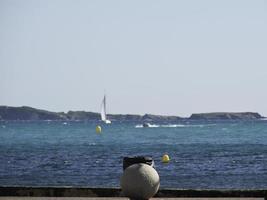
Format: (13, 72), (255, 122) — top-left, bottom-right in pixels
(0, 0), (266, 117)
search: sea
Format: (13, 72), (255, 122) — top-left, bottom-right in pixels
(0, 119), (267, 189)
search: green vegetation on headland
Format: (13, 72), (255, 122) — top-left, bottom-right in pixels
(0, 106), (264, 121)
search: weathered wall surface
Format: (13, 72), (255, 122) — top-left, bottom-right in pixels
(0, 187), (267, 198)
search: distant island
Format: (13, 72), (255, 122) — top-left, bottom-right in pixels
(189, 112), (263, 120)
(0, 106), (264, 121)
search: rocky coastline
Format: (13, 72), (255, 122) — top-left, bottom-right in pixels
(0, 106), (264, 121)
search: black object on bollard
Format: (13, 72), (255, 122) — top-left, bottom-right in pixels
(123, 156), (154, 171)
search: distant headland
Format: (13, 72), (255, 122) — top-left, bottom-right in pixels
(0, 106), (264, 121)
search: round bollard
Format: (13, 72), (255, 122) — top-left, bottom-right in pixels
(120, 163), (160, 199)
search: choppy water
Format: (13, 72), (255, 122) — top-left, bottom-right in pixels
(0, 120), (267, 189)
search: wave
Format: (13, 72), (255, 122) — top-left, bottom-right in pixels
(135, 124), (216, 128)
(162, 124), (186, 128)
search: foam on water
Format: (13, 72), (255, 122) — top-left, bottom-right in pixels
(135, 124), (216, 128)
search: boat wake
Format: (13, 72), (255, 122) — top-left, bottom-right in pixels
(135, 124), (160, 128)
(135, 124), (216, 128)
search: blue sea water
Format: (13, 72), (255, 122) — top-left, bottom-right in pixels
(0, 120), (267, 189)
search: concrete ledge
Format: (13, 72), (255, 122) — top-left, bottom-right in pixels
(0, 198), (265, 200)
(0, 187), (120, 197)
(156, 189), (267, 198)
(0, 187), (267, 198)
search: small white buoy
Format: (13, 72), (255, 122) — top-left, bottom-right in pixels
(95, 125), (102, 133)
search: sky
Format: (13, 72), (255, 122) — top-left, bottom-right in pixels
(0, 0), (266, 117)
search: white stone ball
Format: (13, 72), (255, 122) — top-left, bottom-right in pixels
(120, 163), (160, 199)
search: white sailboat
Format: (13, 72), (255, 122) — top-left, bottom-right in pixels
(100, 95), (111, 124)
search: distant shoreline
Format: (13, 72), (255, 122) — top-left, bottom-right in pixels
(0, 106), (264, 121)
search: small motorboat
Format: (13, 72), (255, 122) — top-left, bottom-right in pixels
(142, 122), (152, 127)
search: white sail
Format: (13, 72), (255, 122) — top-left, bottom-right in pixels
(100, 95), (111, 124)
(100, 95), (107, 121)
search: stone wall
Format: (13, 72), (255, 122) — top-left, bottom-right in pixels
(0, 187), (267, 198)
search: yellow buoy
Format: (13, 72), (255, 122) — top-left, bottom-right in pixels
(162, 154), (170, 163)
(96, 125), (102, 133)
